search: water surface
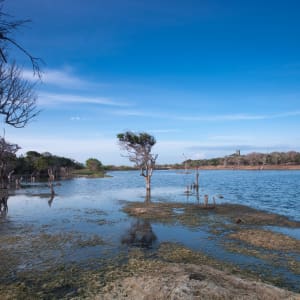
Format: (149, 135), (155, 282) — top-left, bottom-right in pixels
(1, 170), (300, 292)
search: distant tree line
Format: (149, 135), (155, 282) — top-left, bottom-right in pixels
(181, 151), (300, 168)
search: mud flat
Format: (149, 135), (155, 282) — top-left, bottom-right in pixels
(123, 201), (300, 228)
(0, 201), (299, 299)
(100, 259), (300, 300)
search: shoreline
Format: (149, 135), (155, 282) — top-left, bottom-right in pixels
(171, 164), (300, 171)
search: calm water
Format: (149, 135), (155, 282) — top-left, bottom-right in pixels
(2, 170), (300, 290)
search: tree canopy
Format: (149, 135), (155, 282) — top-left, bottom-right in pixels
(86, 158), (103, 171)
(117, 131), (156, 168)
(117, 131), (158, 193)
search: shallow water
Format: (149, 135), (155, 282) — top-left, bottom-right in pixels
(1, 170), (300, 293)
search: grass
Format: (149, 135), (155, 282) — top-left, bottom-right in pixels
(71, 168), (107, 178)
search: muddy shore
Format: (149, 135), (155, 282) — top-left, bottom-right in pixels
(0, 201), (300, 299)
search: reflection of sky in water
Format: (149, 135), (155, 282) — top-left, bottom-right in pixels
(6, 169), (300, 223)
(2, 170), (300, 290)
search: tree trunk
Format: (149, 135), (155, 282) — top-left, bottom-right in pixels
(145, 175), (151, 192)
(145, 189), (151, 203)
(195, 168), (199, 188)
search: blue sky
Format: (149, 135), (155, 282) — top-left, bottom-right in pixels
(3, 0), (300, 165)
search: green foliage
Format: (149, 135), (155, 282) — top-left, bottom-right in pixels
(72, 168), (105, 178)
(86, 158), (103, 171)
(117, 131), (157, 166)
(34, 157), (49, 171)
(117, 131), (156, 150)
(13, 150), (84, 177)
(26, 151), (41, 159)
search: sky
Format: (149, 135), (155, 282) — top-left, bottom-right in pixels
(2, 0), (300, 165)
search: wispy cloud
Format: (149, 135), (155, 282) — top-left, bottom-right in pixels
(208, 135), (250, 141)
(23, 68), (109, 90)
(147, 129), (182, 134)
(70, 116), (86, 121)
(38, 92), (128, 107)
(111, 109), (165, 118)
(176, 113), (267, 122)
(178, 111), (300, 122)
(112, 109), (300, 122)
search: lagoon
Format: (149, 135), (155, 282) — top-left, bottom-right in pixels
(1, 170), (300, 297)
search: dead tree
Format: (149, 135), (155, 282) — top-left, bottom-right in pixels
(194, 167), (199, 189)
(0, 187), (8, 213)
(0, 2), (41, 128)
(48, 168), (55, 196)
(0, 62), (39, 128)
(204, 194), (209, 207)
(0, 1), (42, 76)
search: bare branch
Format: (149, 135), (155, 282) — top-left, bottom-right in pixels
(0, 2), (43, 77)
(0, 62), (39, 127)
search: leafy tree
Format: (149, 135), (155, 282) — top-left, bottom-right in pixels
(34, 156), (49, 173)
(86, 158), (102, 171)
(117, 131), (158, 194)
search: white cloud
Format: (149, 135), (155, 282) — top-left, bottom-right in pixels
(111, 109), (164, 117)
(70, 116), (85, 121)
(38, 92), (128, 107)
(208, 135), (253, 143)
(110, 108), (300, 122)
(176, 113), (267, 122)
(177, 111), (300, 122)
(23, 68), (107, 90)
(147, 129), (182, 134)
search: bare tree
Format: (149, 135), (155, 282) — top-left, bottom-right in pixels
(0, 1), (42, 76)
(117, 131), (158, 196)
(0, 62), (38, 127)
(0, 1), (41, 128)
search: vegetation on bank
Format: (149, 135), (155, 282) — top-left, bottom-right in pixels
(5, 151), (109, 180)
(183, 151), (300, 168)
(10, 150), (300, 180)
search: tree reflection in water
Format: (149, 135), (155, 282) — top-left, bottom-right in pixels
(0, 189), (8, 215)
(48, 194), (55, 207)
(122, 219), (157, 249)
